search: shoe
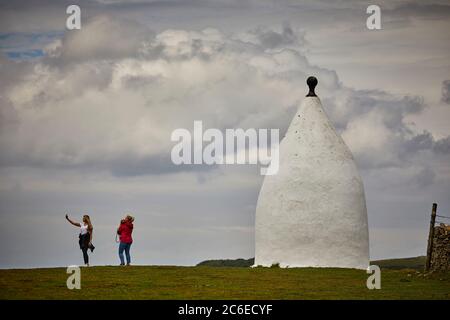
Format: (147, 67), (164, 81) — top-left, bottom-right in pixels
(120, 263), (125, 266)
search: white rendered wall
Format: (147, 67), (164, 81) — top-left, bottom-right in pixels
(254, 97), (369, 269)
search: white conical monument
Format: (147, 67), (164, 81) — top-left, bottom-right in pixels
(254, 76), (369, 269)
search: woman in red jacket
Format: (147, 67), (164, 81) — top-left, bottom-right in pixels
(117, 214), (134, 266)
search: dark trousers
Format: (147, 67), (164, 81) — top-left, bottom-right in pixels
(81, 247), (89, 264)
(79, 233), (90, 265)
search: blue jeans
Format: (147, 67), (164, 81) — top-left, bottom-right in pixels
(119, 242), (132, 265)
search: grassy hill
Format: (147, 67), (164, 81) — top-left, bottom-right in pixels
(372, 256), (426, 270)
(0, 262), (448, 300)
(196, 256), (427, 270)
(197, 258), (254, 267)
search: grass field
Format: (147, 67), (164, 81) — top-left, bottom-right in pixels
(0, 264), (449, 300)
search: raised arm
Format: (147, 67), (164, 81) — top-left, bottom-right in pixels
(65, 214), (81, 227)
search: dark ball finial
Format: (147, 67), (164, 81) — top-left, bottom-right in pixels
(306, 76), (318, 97)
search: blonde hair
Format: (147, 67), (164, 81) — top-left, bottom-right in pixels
(83, 215), (93, 231)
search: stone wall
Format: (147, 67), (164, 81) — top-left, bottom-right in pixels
(430, 225), (450, 272)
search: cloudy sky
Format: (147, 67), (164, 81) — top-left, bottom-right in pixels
(0, 0), (449, 268)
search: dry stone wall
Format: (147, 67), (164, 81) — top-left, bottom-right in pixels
(430, 225), (450, 272)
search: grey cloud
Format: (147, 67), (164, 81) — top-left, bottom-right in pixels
(401, 131), (450, 156)
(0, 96), (19, 132)
(109, 154), (217, 177)
(403, 131), (434, 153)
(387, 2), (450, 20)
(252, 23), (298, 49)
(414, 167), (436, 187)
(326, 91), (425, 131)
(2, 0), (450, 34)
(55, 15), (153, 63)
(442, 80), (450, 104)
(434, 136), (450, 154)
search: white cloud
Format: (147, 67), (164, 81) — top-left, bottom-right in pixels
(4, 15), (444, 176)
